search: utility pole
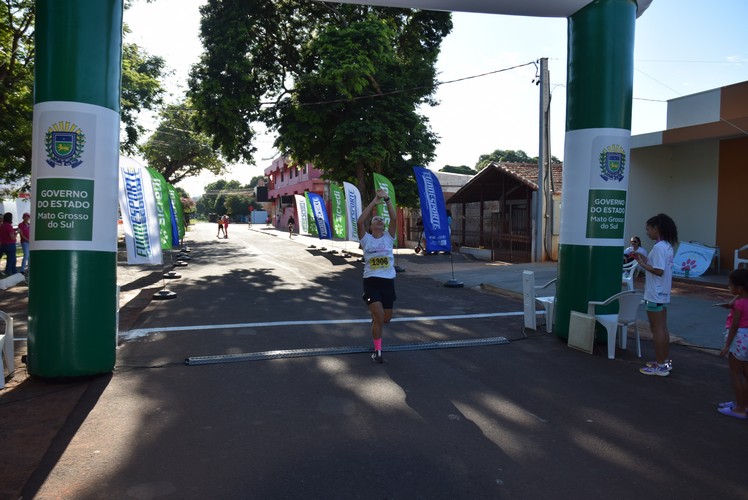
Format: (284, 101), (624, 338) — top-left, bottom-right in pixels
(535, 57), (550, 262)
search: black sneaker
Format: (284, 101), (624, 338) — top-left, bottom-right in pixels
(371, 350), (383, 364)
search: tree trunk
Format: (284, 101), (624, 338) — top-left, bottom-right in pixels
(355, 162), (368, 203)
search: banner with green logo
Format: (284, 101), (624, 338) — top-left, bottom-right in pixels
(304, 192), (318, 237)
(146, 167), (173, 250)
(373, 173), (396, 243)
(330, 183), (346, 239)
(167, 183), (186, 241)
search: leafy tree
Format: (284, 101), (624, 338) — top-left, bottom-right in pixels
(188, 1), (452, 206)
(120, 41), (167, 155)
(174, 185), (196, 214)
(200, 179), (244, 217)
(141, 100), (226, 184)
(248, 175), (267, 189)
(194, 197), (209, 219)
(0, 0), (34, 185)
(0, 1), (166, 184)
(475, 149), (562, 171)
(475, 149), (533, 171)
(439, 165), (476, 175)
(224, 193), (253, 218)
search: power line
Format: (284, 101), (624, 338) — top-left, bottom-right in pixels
(634, 67), (682, 97)
(258, 60), (537, 108)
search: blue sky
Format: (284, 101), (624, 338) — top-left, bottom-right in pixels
(126, 0), (748, 195)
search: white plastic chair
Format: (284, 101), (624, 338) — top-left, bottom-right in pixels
(0, 310), (14, 389)
(622, 260), (638, 291)
(587, 290), (643, 359)
(522, 270), (556, 333)
(735, 244), (748, 270)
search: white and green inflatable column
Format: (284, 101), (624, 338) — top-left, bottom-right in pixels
(555, 0), (636, 338)
(27, 0), (123, 377)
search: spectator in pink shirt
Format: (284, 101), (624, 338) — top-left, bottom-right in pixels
(0, 212), (18, 275)
(18, 212), (30, 274)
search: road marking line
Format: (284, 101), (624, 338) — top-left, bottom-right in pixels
(120, 311), (525, 340)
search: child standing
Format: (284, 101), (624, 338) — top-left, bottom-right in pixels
(716, 268), (748, 419)
(632, 213), (677, 376)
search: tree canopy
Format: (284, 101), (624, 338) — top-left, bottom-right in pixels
(0, 1), (167, 186)
(120, 41), (167, 155)
(197, 178), (261, 219)
(475, 149), (562, 171)
(0, 0), (34, 186)
(439, 165), (476, 175)
(188, 1), (452, 206)
(140, 100), (226, 184)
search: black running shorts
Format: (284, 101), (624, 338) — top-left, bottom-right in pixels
(362, 277), (396, 309)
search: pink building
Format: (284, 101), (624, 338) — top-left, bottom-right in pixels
(264, 157), (326, 229)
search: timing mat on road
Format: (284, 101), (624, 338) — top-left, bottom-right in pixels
(185, 336), (510, 366)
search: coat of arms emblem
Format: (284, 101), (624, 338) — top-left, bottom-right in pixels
(599, 144), (625, 182)
(45, 121), (85, 168)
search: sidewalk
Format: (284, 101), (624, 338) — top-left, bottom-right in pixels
(279, 226), (730, 351)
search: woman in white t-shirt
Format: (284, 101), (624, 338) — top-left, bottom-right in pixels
(623, 236), (647, 264)
(357, 189), (397, 364)
(632, 214), (678, 377)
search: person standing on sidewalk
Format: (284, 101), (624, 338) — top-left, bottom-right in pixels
(0, 212), (18, 275)
(357, 189), (397, 364)
(18, 212), (30, 274)
(716, 268), (748, 419)
(633, 213), (677, 376)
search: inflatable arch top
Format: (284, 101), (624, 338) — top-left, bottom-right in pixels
(326, 0), (653, 18)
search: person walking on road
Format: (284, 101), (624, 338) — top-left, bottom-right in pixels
(217, 216), (225, 238)
(716, 268), (748, 419)
(223, 215), (230, 238)
(633, 213), (677, 376)
(357, 189), (397, 364)
(287, 216), (295, 238)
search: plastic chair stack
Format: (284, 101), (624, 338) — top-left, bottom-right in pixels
(622, 260), (638, 291)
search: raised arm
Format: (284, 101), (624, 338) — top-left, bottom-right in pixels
(357, 189), (386, 237)
(385, 196), (396, 238)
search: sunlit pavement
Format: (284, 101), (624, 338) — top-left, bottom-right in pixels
(10, 223), (747, 499)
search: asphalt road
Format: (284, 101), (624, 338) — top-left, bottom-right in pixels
(9, 223), (748, 499)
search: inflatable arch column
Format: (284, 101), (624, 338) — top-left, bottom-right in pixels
(28, 0), (122, 377)
(554, 0), (637, 337)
